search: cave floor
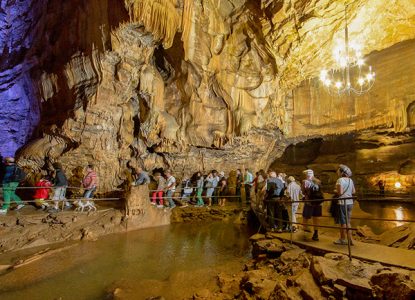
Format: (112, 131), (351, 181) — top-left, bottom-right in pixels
(273, 231), (415, 270)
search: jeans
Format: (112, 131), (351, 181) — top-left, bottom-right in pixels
(196, 188), (204, 206)
(2, 182), (23, 209)
(166, 190), (176, 208)
(83, 187), (96, 199)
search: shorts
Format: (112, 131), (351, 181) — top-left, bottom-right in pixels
(336, 204), (353, 225)
(302, 204), (322, 219)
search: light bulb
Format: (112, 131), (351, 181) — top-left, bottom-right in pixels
(357, 59), (364, 66)
(358, 78), (365, 85)
(335, 81), (342, 89)
(366, 73), (374, 81)
(324, 79), (331, 86)
(395, 182), (402, 189)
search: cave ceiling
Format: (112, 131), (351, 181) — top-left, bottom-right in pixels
(1, 0), (415, 190)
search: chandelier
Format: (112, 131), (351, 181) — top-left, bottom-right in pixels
(319, 4), (375, 96)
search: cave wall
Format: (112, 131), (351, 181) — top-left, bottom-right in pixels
(270, 130), (415, 195)
(1, 0), (414, 192)
(287, 39), (415, 137)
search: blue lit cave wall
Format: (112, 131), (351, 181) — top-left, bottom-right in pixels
(0, 0), (41, 157)
(0, 0), (128, 158)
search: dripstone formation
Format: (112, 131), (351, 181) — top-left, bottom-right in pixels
(1, 0), (415, 191)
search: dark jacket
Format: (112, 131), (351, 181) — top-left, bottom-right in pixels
(54, 169), (68, 186)
(2, 165), (18, 184)
(266, 177), (285, 198)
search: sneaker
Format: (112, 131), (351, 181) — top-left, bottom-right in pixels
(151, 202), (156, 205)
(16, 204), (25, 210)
(312, 233), (319, 241)
(64, 202), (72, 208)
(0, 209), (7, 215)
(277, 229), (283, 233)
(333, 239), (347, 245)
(157, 205), (164, 208)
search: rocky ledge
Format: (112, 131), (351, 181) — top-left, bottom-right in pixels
(171, 204), (250, 224)
(191, 233), (415, 300)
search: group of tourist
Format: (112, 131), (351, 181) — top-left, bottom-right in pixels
(259, 165), (355, 246)
(1, 156), (355, 245)
(0, 156), (99, 214)
(133, 164), (356, 246)
(133, 167), (256, 208)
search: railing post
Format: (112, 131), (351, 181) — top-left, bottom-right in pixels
(344, 200), (352, 261)
(290, 199), (293, 245)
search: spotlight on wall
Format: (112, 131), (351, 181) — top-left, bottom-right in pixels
(394, 182), (402, 189)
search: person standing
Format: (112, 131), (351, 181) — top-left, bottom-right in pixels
(0, 157), (25, 214)
(218, 175), (228, 207)
(152, 172), (165, 207)
(195, 172), (204, 207)
(285, 176), (303, 232)
(34, 174), (53, 210)
(165, 170), (176, 208)
(205, 171), (219, 206)
(51, 162), (69, 211)
(256, 170), (267, 209)
(376, 180), (385, 197)
(244, 169), (254, 204)
(82, 164), (98, 208)
(301, 169), (323, 241)
(264, 171), (285, 232)
(334, 164), (356, 245)
(134, 166), (150, 185)
(236, 169), (242, 202)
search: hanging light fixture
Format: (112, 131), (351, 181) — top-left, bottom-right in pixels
(319, 4), (375, 96)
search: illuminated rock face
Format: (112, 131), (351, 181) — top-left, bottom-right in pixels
(2, 0), (415, 191)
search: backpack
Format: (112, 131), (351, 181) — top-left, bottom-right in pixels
(266, 181), (278, 199)
(308, 181), (323, 205)
(12, 166), (26, 182)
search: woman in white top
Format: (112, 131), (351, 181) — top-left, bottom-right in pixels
(334, 164), (356, 245)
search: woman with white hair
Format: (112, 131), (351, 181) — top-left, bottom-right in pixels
(285, 176), (303, 232)
(334, 164), (356, 245)
(301, 169), (323, 241)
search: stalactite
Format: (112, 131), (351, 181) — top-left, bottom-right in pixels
(126, 0), (179, 48)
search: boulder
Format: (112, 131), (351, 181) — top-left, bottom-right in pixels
(280, 249), (306, 265)
(311, 255), (377, 295)
(249, 233), (266, 242)
(370, 271), (415, 300)
(355, 225), (380, 242)
(268, 282), (295, 300)
(217, 272), (242, 295)
(291, 269), (324, 300)
(252, 238), (285, 258)
(378, 225), (411, 246)
(240, 269), (278, 299)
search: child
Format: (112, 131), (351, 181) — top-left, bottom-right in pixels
(34, 175), (53, 210)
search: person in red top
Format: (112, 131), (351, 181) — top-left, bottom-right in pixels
(82, 164), (98, 205)
(34, 175), (53, 209)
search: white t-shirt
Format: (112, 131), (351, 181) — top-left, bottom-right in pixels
(166, 176), (176, 191)
(336, 177), (355, 205)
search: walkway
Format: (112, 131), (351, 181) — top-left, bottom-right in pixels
(272, 231), (415, 270)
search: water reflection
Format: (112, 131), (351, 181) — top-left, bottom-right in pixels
(394, 206), (405, 226)
(0, 223), (253, 300)
(354, 201), (414, 234)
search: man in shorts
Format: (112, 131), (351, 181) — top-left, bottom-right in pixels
(301, 169), (323, 241)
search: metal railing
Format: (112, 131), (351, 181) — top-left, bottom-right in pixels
(251, 195), (415, 261)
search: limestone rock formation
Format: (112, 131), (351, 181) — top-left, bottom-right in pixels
(1, 0), (414, 192)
